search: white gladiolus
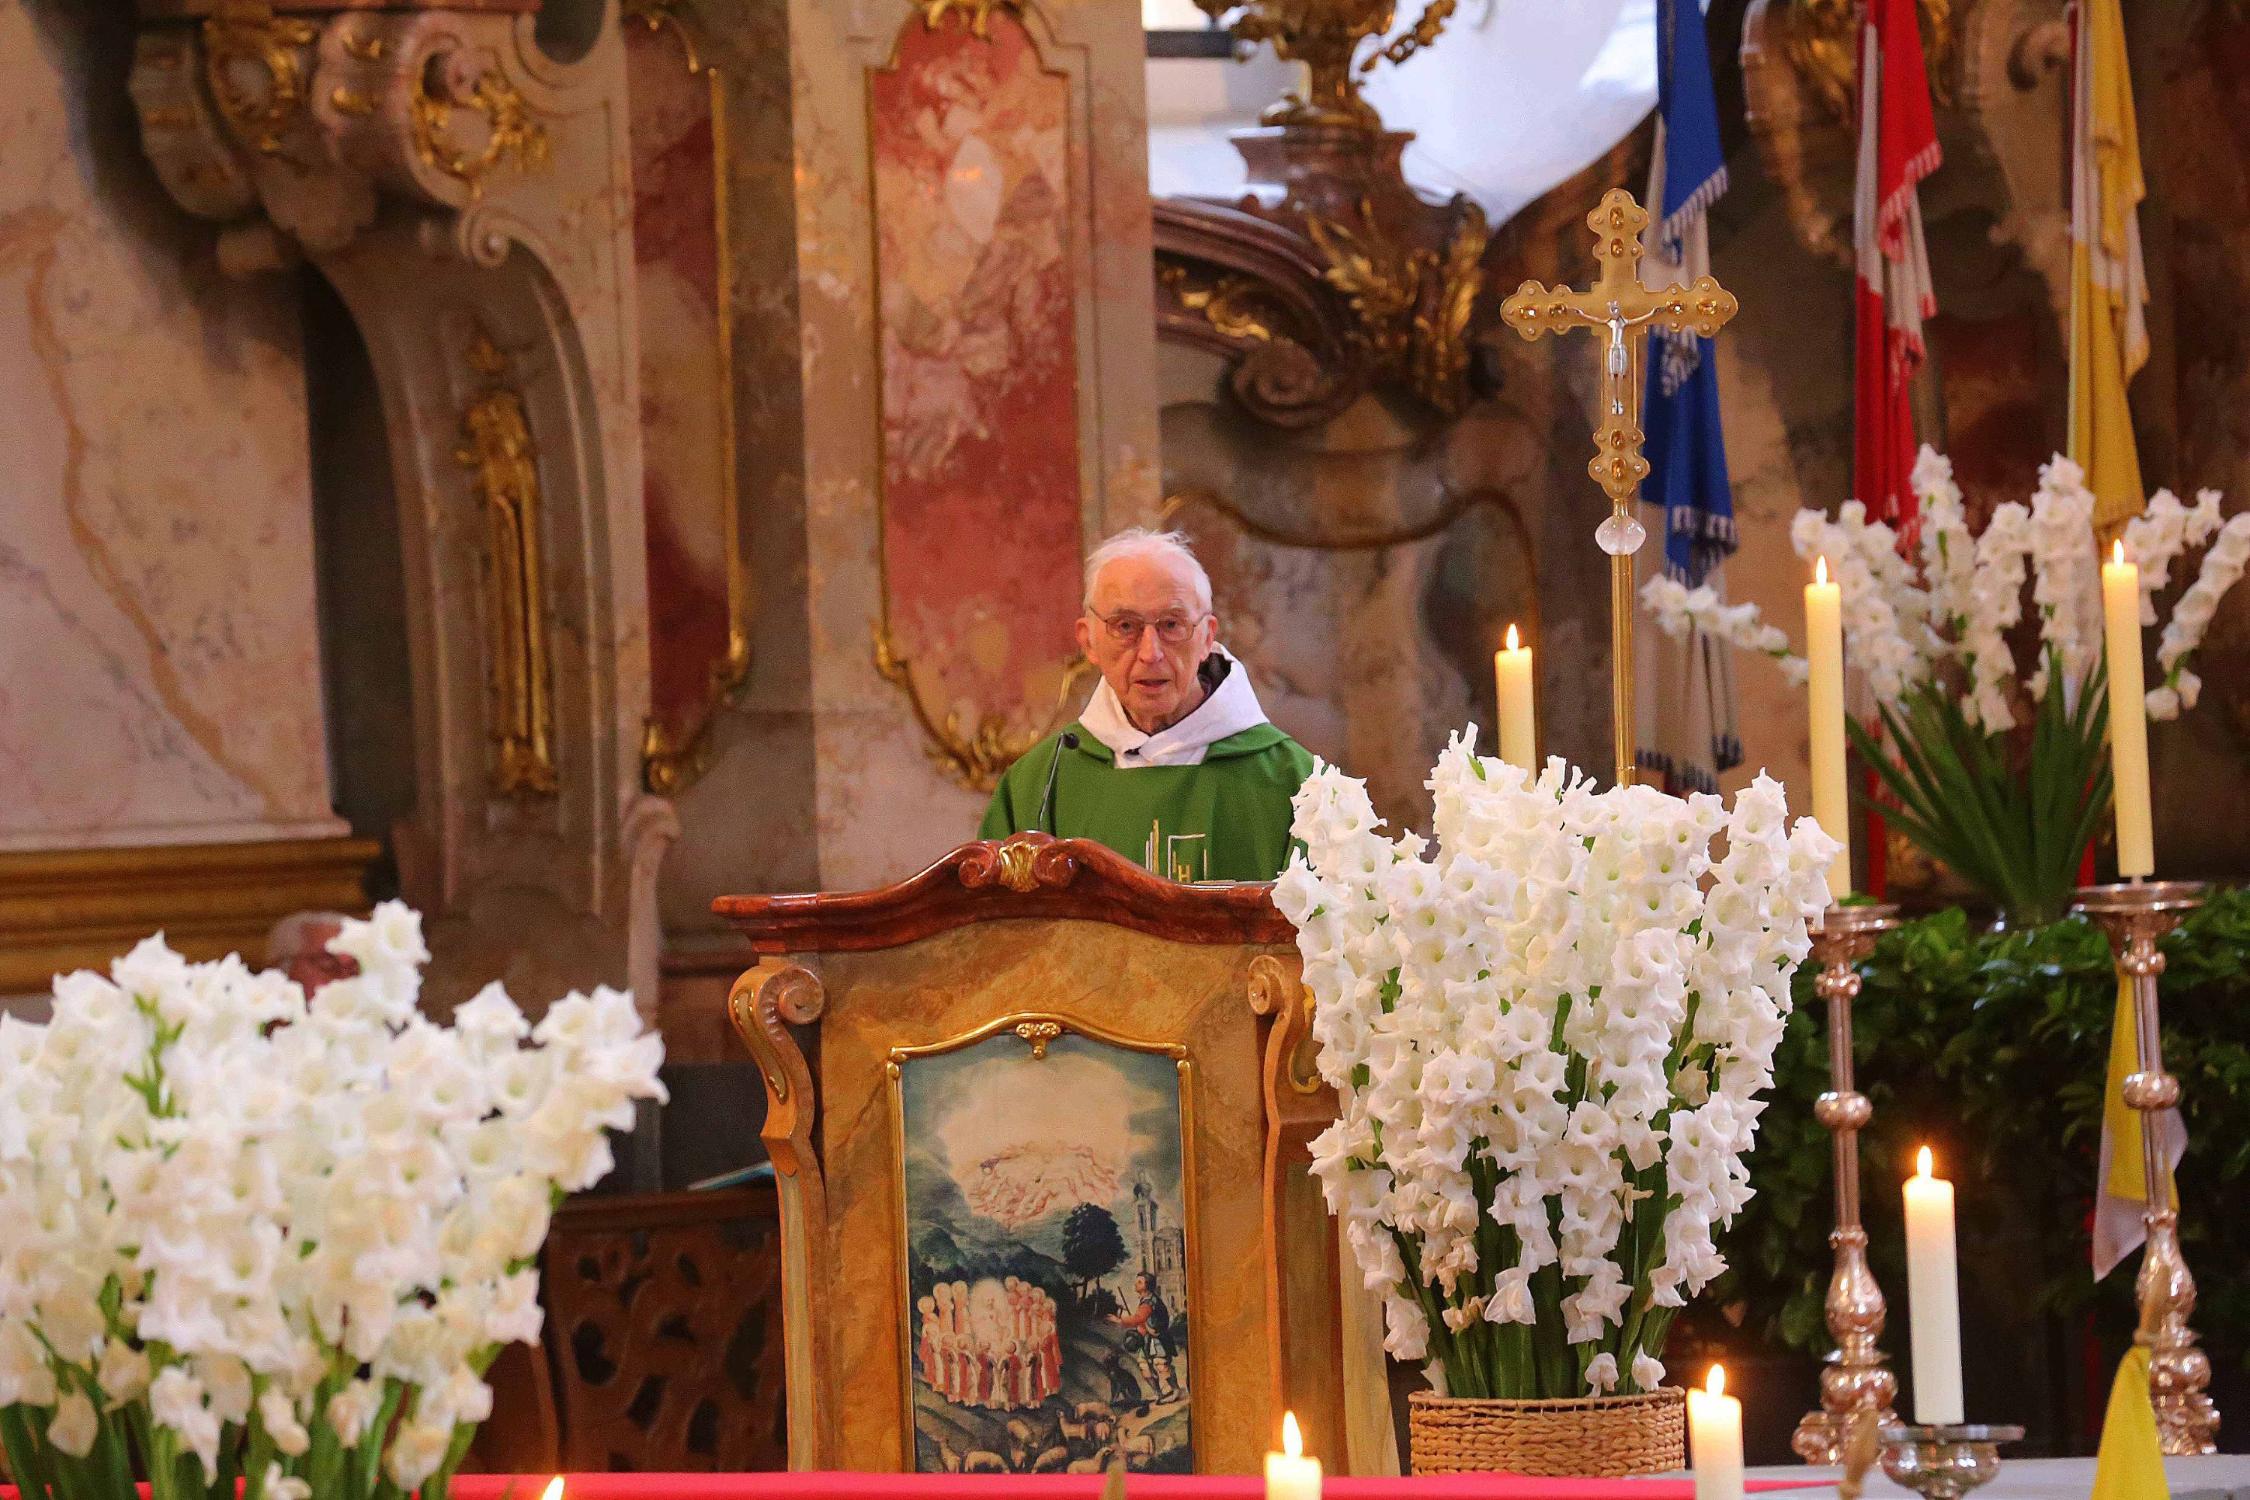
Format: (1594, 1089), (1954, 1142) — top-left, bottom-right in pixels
(1281, 739), (1837, 1398)
(1643, 448), (2250, 734)
(1639, 577), (1802, 682)
(2149, 512), (2250, 720)
(0, 901), (666, 1500)
(48, 1391), (98, 1458)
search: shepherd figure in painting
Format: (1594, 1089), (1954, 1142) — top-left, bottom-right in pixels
(1111, 1271), (1180, 1402)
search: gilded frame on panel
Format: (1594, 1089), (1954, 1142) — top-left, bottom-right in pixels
(625, 0), (754, 797)
(885, 1010), (1202, 1472)
(863, 0), (1100, 794)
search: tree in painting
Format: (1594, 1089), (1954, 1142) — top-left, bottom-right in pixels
(1063, 1203), (1127, 1295)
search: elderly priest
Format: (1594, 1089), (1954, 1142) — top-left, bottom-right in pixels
(979, 529), (1315, 881)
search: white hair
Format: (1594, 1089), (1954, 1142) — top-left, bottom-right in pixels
(1081, 527), (1212, 614)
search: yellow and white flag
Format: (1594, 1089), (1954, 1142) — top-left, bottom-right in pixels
(2092, 972), (2186, 1280)
(2089, 1347), (2171, 1500)
(2068, 0), (2150, 534)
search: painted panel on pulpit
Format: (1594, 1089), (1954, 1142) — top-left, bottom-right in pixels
(626, 17), (745, 789)
(891, 1021), (1194, 1474)
(869, 12), (1087, 787)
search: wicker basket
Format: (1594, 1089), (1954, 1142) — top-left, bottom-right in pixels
(1408, 1387), (1687, 1476)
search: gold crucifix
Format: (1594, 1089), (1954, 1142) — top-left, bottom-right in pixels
(1500, 187), (1739, 787)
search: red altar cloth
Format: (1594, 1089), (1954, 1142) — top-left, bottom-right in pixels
(3, 1474), (1822, 1500)
(436, 1475), (1822, 1500)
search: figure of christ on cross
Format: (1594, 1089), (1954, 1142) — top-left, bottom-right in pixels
(1500, 187), (1739, 787)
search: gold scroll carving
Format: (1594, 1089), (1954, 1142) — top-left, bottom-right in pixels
(455, 325), (560, 798)
(411, 56), (550, 198)
(199, 1), (319, 155)
(872, 629), (1094, 794)
(917, 0), (1026, 36)
(1305, 194), (1488, 415)
(1196, 0), (1458, 131)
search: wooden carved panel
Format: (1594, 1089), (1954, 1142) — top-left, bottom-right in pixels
(869, 9), (1090, 792)
(715, 833), (1296, 956)
(543, 1187), (788, 1472)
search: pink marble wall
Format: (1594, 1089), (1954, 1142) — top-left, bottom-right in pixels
(869, 12), (1087, 730)
(628, 22), (737, 748)
(0, 4), (340, 853)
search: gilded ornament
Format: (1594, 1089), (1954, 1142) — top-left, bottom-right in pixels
(1305, 195), (1488, 414)
(454, 325), (560, 798)
(199, 2), (320, 155)
(1779, 0), (1955, 121)
(918, 0), (1026, 36)
(1012, 1019), (1064, 1058)
(1160, 263), (1277, 346)
(411, 55), (550, 198)
(621, 0), (706, 73)
(1196, 0), (1457, 130)
(1499, 186), (1739, 786)
(641, 630), (751, 795)
(872, 628), (1093, 793)
(995, 839), (1044, 894)
(328, 87), (375, 118)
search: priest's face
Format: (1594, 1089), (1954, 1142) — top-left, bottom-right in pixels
(1077, 554), (1218, 735)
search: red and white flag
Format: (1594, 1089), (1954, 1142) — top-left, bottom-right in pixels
(1853, 0), (1942, 536)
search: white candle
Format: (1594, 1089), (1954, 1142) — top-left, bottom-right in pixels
(1806, 555), (1851, 900)
(2101, 541), (2155, 878)
(1687, 1364), (1744, 1500)
(1903, 1146), (1964, 1424)
(1265, 1411), (1321, 1500)
(1496, 623), (1537, 770)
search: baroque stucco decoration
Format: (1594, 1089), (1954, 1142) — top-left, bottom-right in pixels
(127, 0), (677, 1120)
(1156, 126), (1494, 429)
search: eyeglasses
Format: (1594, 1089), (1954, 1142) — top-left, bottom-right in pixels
(1090, 609), (1206, 647)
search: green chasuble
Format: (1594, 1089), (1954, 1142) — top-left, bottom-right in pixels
(979, 723), (1315, 882)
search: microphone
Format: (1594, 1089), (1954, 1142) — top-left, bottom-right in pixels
(1034, 732), (1080, 834)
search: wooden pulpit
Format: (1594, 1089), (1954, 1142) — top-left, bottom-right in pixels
(717, 834), (1386, 1475)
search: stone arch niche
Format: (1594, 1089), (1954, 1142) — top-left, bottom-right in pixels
(128, 0), (677, 1096)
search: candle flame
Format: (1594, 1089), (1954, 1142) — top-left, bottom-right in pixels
(1706, 1365), (1726, 1398)
(1815, 555), (1830, 586)
(2114, 539), (2129, 567)
(1916, 1145), (1934, 1179)
(1282, 1411), (1303, 1458)
(1505, 622), (1520, 652)
(541, 1479), (564, 1500)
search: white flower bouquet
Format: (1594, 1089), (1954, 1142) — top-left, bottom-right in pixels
(0, 903), (667, 1500)
(1272, 737), (1838, 1398)
(1643, 448), (2250, 924)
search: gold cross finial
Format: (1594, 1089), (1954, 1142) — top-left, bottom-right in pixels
(1496, 187), (1740, 786)
(1500, 188), (1739, 507)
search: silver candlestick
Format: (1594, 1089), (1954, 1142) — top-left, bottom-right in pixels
(1878, 1424), (2023, 1500)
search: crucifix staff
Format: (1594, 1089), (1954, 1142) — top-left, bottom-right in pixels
(1500, 188), (1739, 787)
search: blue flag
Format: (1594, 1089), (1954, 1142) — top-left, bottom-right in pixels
(1641, 0), (1734, 587)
